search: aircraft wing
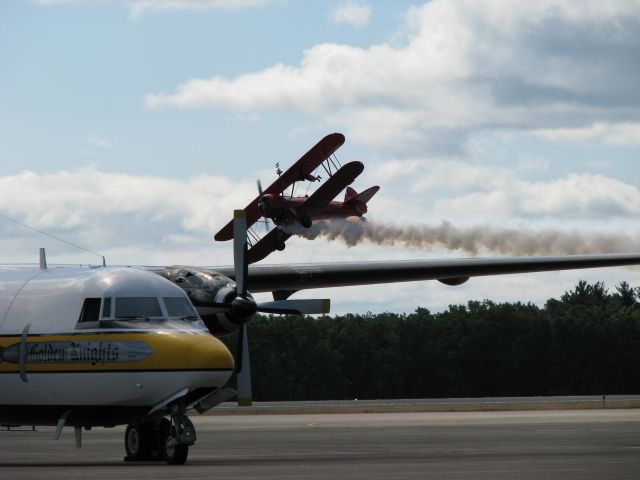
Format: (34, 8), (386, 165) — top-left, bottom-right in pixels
(299, 161), (364, 212)
(214, 197), (263, 242)
(263, 132), (345, 196)
(206, 253), (640, 294)
(247, 229), (292, 265)
(214, 133), (345, 242)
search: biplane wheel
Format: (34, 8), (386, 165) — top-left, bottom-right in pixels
(299, 214), (312, 229)
(275, 238), (286, 251)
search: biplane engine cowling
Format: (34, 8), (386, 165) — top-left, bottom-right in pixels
(259, 194), (288, 219)
(158, 267), (253, 336)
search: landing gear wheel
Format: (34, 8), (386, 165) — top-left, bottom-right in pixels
(150, 418), (171, 460)
(275, 237), (286, 251)
(164, 435), (189, 465)
(299, 214), (312, 229)
(125, 423), (152, 460)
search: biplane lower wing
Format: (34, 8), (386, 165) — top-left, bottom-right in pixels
(247, 228), (292, 264)
(214, 132), (345, 242)
(214, 197), (262, 242)
(299, 161), (364, 212)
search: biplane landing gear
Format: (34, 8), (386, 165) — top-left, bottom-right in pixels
(275, 236), (286, 251)
(299, 214), (312, 229)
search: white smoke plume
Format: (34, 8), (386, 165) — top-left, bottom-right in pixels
(300, 219), (640, 256)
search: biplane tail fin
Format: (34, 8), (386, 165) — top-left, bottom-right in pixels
(345, 186), (380, 215)
(344, 186), (358, 203)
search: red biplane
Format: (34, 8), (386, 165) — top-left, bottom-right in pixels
(214, 133), (379, 264)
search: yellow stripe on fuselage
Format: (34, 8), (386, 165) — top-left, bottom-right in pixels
(0, 331), (234, 373)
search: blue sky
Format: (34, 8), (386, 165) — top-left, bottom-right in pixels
(1, 0), (639, 313)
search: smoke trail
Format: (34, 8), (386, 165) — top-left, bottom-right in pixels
(300, 219), (640, 255)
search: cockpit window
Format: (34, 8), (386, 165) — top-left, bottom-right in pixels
(102, 297), (111, 319)
(79, 298), (101, 322)
(163, 297), (198, 318)
(115, 297), (162, 319)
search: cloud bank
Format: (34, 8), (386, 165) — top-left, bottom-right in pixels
(145, 0), (640, 153)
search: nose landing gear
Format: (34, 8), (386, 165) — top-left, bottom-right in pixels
(124, 408), (196, 465)
(163, 408), (196, 465)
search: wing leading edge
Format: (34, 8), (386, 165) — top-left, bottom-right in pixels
(207, 253), (640, 294)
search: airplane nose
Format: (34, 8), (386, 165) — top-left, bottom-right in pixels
(185, 333), (235, 371)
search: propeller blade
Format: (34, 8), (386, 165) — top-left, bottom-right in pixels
(236, 323), (252, 406)
(235, 322), (244, 373)
(233, 209), (248, 297)
(257, 180), (269, 218)
(257, 299), (330, 315)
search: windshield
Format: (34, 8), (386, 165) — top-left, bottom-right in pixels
(164, 297), (198, 319)
(96, 296), (204, 329)
(115, 297), (162, 320)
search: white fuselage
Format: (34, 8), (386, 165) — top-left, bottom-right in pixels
(0, 266), (234, 425)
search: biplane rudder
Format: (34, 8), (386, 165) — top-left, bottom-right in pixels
(344, 186), (358, 202)
(345, 186), (380, 215)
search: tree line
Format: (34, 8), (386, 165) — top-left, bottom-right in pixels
(235, 281), (640, 401)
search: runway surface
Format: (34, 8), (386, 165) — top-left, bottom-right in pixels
(212, 394), (640, 413)
(2, 409), (640, 479)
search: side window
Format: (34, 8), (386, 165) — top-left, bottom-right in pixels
(79, 298), (101, 322)
(102, 297), (111, 319)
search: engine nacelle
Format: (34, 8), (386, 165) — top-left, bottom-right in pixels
(437, 276), (470, 286)
(156, 266), (254, 336)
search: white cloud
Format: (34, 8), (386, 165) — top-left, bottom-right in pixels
(432, 172), (640, 221)
(145, 0), (640, 154)
(362, 155), (640, 226)
(87, 134), (112, 149)
(0, 168), (254, 260)
(330, 2), (371, 27)
(532, 122), (640, 146)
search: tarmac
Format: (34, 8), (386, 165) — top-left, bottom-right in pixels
(1, 409), (640, 479)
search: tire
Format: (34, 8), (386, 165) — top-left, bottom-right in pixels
(150, 418), (171, 460)
(125, 423), (151, 460)
(275, 237), (286, 251)
(164, 437), (189, 465)
(299, 214), (312, 229)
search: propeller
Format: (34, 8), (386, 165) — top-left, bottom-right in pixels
(220, 210), (330, 405)
(257, 180), (269, 218)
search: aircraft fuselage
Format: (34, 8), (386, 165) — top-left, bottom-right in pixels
(0, 266), (234, 427)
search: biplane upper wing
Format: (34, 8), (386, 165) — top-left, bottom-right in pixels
(298, 161), (364, 212)
(214, 133), (345, 241)
(247, 228), (292, 264)
(263, 132), (345, 196)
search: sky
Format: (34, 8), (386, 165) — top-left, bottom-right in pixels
(1, 0), (639, 314)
